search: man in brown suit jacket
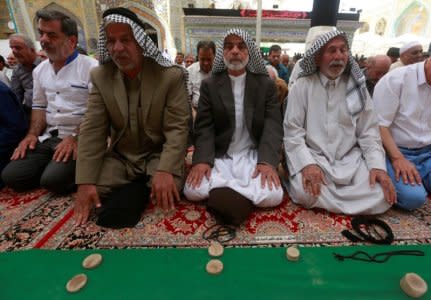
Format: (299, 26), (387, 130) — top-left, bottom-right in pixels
(74, 8), (190, 228)
(184, 29), (283, 225)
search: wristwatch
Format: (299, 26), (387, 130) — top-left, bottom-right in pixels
(71, 132), (78, 141)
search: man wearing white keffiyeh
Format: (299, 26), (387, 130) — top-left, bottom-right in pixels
(74, 7), (190, 228)
(283, 30), (396, 215)
(184, 29), (283, 225)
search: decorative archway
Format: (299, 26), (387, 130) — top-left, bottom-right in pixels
(394, 1), (429, 37)
(33, 3), (87, 50)
(123, 2), (167, 50)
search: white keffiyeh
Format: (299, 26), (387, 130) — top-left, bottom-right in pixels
(299, 30), (367, 115)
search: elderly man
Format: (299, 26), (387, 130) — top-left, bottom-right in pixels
(364, 55), (392, 96)
(373, 58), (431, 211)
(74, 7), (190, 228)
(9, 34), (42, 114)
(389, 41), (423, 71)
(184, 29), (283, 225)
(184, 54), (195, 68)
(187, 40), (215, 118)
(1, 9), (98, 193)
(284, 30), (395, 215)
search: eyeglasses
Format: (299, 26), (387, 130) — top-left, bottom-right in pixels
(223, 42), (247, 51)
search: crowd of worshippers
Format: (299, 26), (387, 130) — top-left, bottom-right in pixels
(0, 7), (430, 229)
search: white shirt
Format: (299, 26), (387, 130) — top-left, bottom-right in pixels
(374, 61), (431, 148)
(32, 52), (98, 142)
(187, 62), (211, 108)
(227, 72), (253, 155)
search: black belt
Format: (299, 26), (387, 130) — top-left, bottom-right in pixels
(203, 224), (236, 243)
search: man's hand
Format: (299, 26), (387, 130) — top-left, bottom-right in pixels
(369, 168), (397, 205)
(301, 164), (326, 197)
(74, 184), (101, 225)
(186, 163), (211, 189)
(11, 134), (38, 160)
(151, 171), (180, 211)
(252, 163), (280, 190)
(391, 157), (422, 186)
(53, 136), (78, 162)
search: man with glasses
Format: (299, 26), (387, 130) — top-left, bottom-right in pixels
(184, 29), (283, 225)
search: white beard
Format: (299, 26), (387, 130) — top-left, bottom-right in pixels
(224, 55), (249, 71)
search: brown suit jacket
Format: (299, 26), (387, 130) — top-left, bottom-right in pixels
(76, 58), (190, 184)
(192, 71), (282, 168)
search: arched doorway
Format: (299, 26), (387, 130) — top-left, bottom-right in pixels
(394, 1), (429, 37)
(124, 3), (167, 50)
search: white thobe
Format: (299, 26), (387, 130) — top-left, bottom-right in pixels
(184, 72), (283, 207)
(187, 62), (211, 108)
(284, 73), (391, 215)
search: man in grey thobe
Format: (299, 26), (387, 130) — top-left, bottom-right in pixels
(283, 30), (396, 215)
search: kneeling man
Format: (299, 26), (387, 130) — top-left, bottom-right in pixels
(374, 58), (431, 210)
(283, 30), (396, 215)
(184, 29), (283, 225)
(74, 8), (190, 228)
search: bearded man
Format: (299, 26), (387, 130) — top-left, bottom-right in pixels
(184, 29), (283, 225)
(283, 30), (396, 215)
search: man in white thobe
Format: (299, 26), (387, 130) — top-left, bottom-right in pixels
(284, 30), (396, 215)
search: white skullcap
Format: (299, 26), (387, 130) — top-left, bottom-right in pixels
(305, 26), (337, 51)
(400, 41), (422, 55)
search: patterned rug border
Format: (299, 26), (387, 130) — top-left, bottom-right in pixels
(1, 190), (430, 250)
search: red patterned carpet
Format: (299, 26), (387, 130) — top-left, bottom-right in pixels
(0, 187), (430, 250)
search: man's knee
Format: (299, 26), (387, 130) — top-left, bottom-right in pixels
(207, 188), (254, 226)
(183, 182), (209, 201)
(96, 180), (150, 229)
(40, 161), (76, 194)
(1, 161), (40, 191)
(288, 182), (316, 208)
(396, 187), (428, 210)
(255, 188), (284, 208)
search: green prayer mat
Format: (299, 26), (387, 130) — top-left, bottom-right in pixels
(1, 245), (430, 299)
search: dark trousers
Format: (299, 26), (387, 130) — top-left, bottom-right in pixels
(1, 137), (75, 194)
(96, 178), (150, 229)
(207, 188), (254, 226)
(0, 149), (13, 189)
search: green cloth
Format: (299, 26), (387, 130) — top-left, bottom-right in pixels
(1, 245), (430, 299)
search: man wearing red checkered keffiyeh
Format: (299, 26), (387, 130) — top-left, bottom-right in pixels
(74, 7), (190, 229)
